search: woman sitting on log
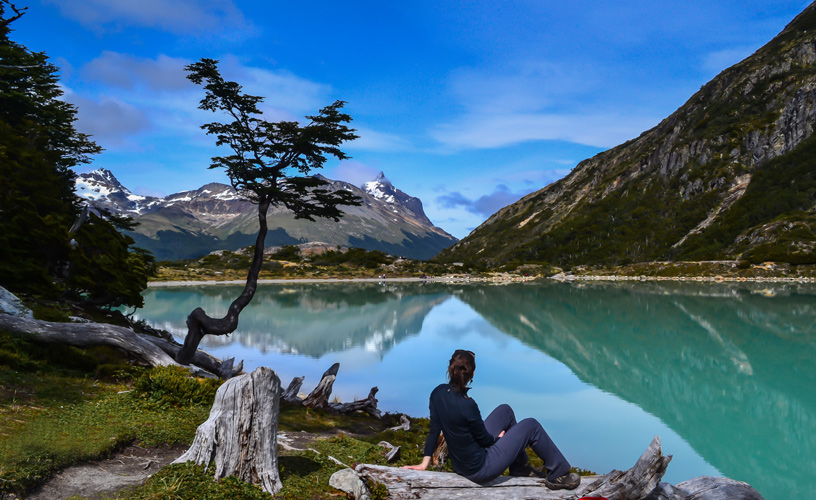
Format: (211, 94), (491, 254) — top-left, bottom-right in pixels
(404, 349), (580, 490)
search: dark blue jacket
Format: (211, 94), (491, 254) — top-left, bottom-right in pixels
(423, 383), (497, 476)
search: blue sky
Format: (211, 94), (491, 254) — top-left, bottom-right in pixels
(10, 0), (812, 238)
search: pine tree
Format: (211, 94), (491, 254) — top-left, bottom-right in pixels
(0, 1), (153, 307)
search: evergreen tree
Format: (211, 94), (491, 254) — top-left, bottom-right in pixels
(0, 1), (153, 308)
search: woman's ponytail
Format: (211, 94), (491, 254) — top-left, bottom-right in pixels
(447, 350), (476, 392)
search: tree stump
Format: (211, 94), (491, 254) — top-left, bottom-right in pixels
(173, 366), (282, 496)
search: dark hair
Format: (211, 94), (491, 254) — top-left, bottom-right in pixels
(447, 349), (476, 392)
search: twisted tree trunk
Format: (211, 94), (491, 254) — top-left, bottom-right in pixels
(176, 199), (270, 365)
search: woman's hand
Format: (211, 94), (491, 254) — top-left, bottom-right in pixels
(498, 431), (506, 438)
(403, 456), (431, 471)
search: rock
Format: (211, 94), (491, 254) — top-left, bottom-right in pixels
(0, 286), (33, 318)
(329, 468), (372, 500)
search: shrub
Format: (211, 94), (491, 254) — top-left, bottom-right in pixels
(134, 366), (222, 407)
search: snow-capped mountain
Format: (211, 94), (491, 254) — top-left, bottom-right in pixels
(363, 172), (433, 226)
(75, 169), (457, 261)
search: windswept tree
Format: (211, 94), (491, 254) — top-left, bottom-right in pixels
(177, 58), (361, 364)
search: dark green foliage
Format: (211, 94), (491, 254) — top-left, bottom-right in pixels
(0, 5), (152, 307)
(185, 58), (361, 220)
(65, 213), (156, 308)
(134, 365), (223, 407)
(269, 245), (302, 261)
(310, 248), (392, 268)
(120, 462), (271, 500)
(676, 133), (816, 262)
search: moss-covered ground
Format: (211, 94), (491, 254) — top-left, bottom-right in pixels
(1, 299), (594, 500)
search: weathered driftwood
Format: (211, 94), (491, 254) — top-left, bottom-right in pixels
(174, 367), (282, 496)
(338, 436), (765, 500)
(0, 314), (177, 368)
(282, 363), (383, 417)
(430, 433), (448, 470)
(0, 312), (242, 379)
(347, 464), (600, 500)
(389, 415), (411, 432)
(328, 387), (382, 419)
(579, 435), (671, 499)
(302, 363), (339, 408)
(378, 441), (401, 463)
(140, 334), (243, 379)
(282, 375), (305, 403)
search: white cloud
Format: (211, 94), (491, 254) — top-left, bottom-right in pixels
(69, 53), (337, 151)
(82, 52), (190, 91)
(431, 112), (658, 150)
(44, 0), (248, 34)
(346, 127), (412, 153)
(329, 161), (381, 187)
(218, 56), (333, 117)
(61, 86), (151, 146)
(433, 60), (661, 151)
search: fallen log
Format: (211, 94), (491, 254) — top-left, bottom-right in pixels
(336, 436), (764, 500)
(328, 387), (382, 419)
(0, 312), (243, 379)
(0, 314), (177, 368)
(140, 334), (243, 379)
(174, 366), (283, 496)
(284, 363), (383, 418)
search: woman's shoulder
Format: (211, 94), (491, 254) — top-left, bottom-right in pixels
(431, 383), (451, 395)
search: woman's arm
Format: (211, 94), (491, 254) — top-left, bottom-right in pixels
(403, 456), (431, 470)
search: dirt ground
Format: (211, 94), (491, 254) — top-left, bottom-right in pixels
(21, 444), (187, 500)
(12, 432), (328, 500)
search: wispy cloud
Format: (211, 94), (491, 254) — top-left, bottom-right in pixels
(431, 112), (657, 150)
(61, 86), (151, 147)
(436, 184), (536, 218)
(432, 60), (660, 151)
(82, 52), (190, 91)
(44, 0), (249, 35)
(346, 126), (412, 153)
(329, 161), (381, 187)
(67, 52), (337, 149)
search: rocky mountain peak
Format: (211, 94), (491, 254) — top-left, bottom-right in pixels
(363, 172), (396, 203)
(75, 169), (457, 261)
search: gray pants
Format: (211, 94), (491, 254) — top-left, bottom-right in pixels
(465, 404), (571, 484)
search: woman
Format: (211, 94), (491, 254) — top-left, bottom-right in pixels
(404, 349), (580, 490)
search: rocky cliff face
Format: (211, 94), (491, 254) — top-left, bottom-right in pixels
(76, 170), (457, 261)
(438, 4), (816, 268)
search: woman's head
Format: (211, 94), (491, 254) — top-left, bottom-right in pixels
(447, 349), (476, 392)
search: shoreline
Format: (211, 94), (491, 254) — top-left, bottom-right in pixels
(147, 273), (816, 287)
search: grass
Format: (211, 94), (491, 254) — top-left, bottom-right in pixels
(1, 319), (595, 500)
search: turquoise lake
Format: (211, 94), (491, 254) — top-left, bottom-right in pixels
(135, 281), (816, 500)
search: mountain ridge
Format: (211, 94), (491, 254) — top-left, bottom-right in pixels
(437, 2), (816, 268)
(75, 169), (457, 261)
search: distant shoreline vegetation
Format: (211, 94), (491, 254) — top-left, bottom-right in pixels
(152, 246), (816, 284)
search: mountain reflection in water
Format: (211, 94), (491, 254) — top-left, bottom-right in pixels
(137, 281), (816, 500)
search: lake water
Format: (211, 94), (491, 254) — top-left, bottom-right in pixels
(135, 280), (816, 500)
